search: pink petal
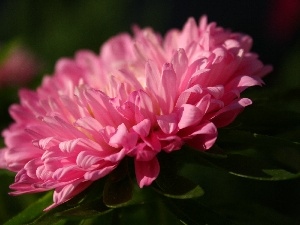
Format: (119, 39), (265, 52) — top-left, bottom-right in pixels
(0, 149), (7, 168)
(83, 163), (116, 181)
(33, 137), (57, 150)
(145, 60), (161, 97)
(58, 139), (81, 153)
(225, 75), (263, 93)
(134, 143), (158, 161)
(52, 165), (84, 182)
(4, 146), (42, 172)
(185, 122), (217, 150)
(177, 104), (203, 129)
(133, 90), (156, 123)
(171, 48), (189, 85)
(36, 165), (52, 180)
(142, 132), (161, 152)
(100, 33), (135, 65)
(164, 29), (180, 54)
(74, 117), (103, 140)
(83, 89), (123, 127)
(4, 130), (33, 147)
(109, 124), (138, 150)
(176, 84), (203, 107)
(76, 151), (102, 169)
(205, 85), (224, 99)
(199, 15), (208, 31)
(179, 17), (198, 48)
(132, 119), (151, 137)
(158, 63), (177, 114)
(118, 68), (143, 90)
(157, 113), (178, 134)
(135, 157), (160, 188)
(211, 98), (252, 127)
(103, 148), (127, 163)
(45, 181), (92, 211)
(24, 158), (42, 179)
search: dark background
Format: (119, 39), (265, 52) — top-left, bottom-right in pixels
(0, 0), (299, 70)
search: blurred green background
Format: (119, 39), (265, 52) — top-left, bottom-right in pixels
(0, 0), (299, 224)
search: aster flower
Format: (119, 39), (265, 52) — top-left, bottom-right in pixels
(0, 16), (272, 210)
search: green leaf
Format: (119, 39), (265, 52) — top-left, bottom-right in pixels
(154, 152), (205, 199)
(26, 215), (66, 225)
(211, 154), (300, 181)
(217, 130), (300, 172)
(26, 179), (107, 224)
(219, 201), (300, 225)
(55, 198), (112, 219)
(113, 195), (182, 225)
(226, 100), (300, 144)
(76, 212), (114, 225)
(164, 198), (234, 225)
(103, 160), (133, 208)
(182, 130), (300, 181)
(262, 169), (300, 179)
(154, 174), (204, 199)
(4, 192), (53, 225)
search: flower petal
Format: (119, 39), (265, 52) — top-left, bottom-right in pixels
(157, 113), (178, 134)
(177, 104), (203, 129)
(45, 181), (92, 211)
(135, 157), (160, 188)
(212, 98), (252, 127)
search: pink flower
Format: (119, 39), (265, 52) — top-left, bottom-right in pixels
(0, 16), (272, 210)
(0, 44), (40, 87)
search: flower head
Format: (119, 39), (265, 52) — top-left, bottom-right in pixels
(0, 16), (272, 210)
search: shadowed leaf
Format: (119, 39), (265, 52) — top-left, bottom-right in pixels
(103, 160), (133, 208)
(164, 198), (234, 225)
(55, 198), (112, 219)
(4, 192), (53, 225)
(155, 153), (204, 199)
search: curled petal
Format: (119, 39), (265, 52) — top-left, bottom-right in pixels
(109, 123), (138, 149)
(76, 151), (102, 169)
(225, 75), (263, 93)
(185, 122), (217, 150)
(212, 98), (252, 127)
